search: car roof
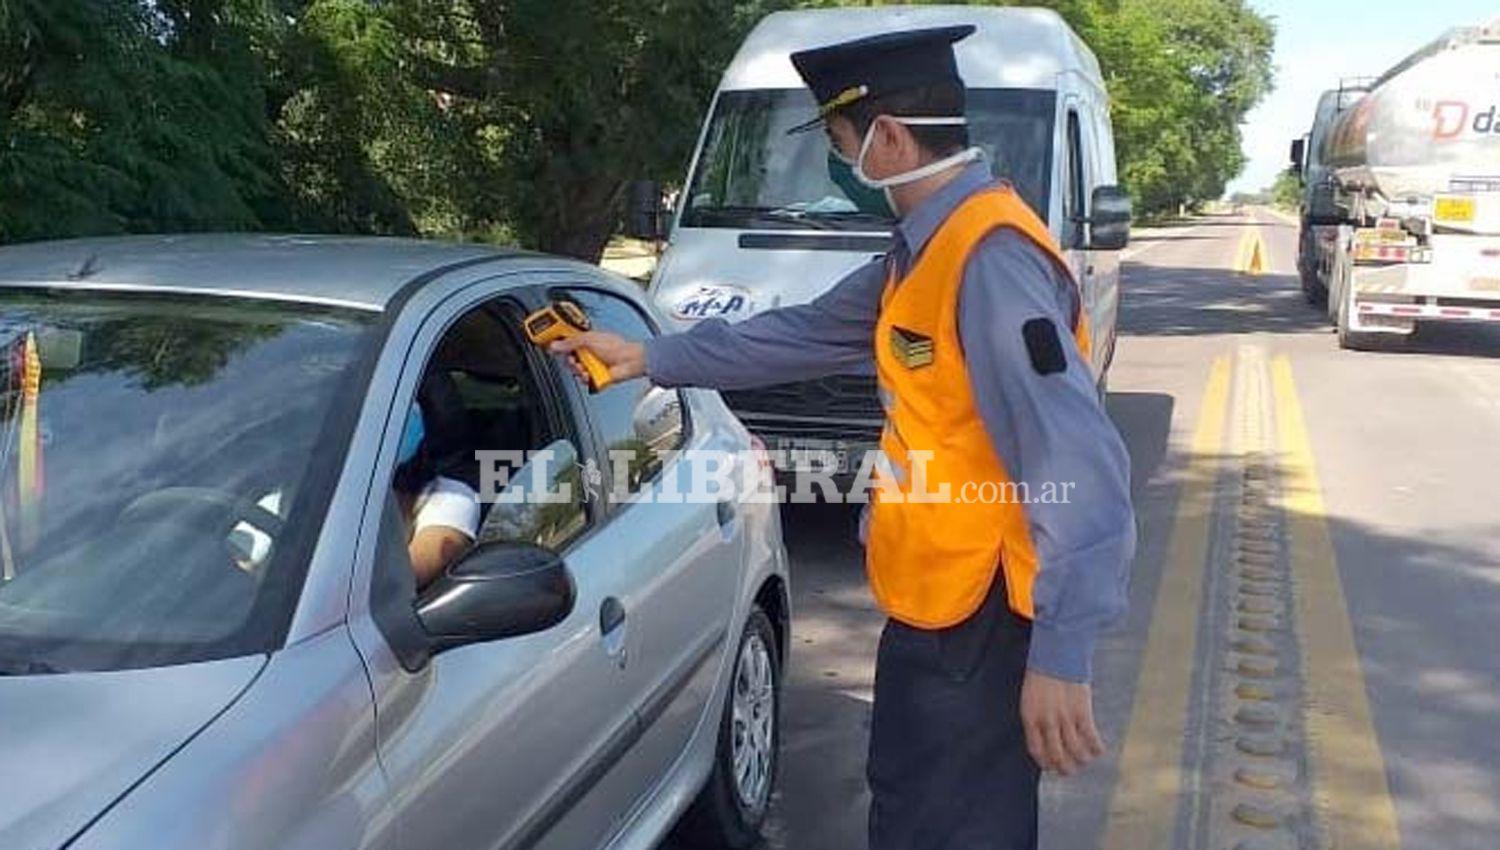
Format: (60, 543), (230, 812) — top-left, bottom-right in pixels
(722, 5), (1102, 93)
(0, 234), (527, 311)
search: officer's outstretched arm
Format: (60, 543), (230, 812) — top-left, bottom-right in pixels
(639, 256), (887, 391)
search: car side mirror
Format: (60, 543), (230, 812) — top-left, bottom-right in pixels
(1289, 138), (1307, 179)
(624, 179), (668, 242)
(1083, 186), (1132, 251)
(632, 386), (684, 452)
(415, 543), (576, 652)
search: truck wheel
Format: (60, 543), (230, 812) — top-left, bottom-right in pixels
(1299, 230), (1327, 307)
(1301, 271), (1327, 307)
(673, 607), (780, 849)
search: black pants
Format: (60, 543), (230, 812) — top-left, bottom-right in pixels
(867, 574), (1039, 850)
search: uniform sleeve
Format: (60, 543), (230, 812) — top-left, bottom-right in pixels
(644, 257), (884, 390)
(412, 476), (481, 540)
(958, 230), (1136, 683)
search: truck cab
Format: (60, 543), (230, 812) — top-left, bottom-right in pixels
(639, 6), (1129, 474)
(1290, 83), (1369, 306)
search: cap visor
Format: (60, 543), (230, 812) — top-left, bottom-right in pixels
(786, 115), (826, 135)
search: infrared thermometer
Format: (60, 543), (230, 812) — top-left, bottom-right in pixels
(524, 301), (614, 393)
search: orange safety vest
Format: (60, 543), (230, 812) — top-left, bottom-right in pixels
(868, 184), (1091, 628)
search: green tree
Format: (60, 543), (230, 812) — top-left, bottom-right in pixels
(0, 0), (289, 241)
(386, 0), (790, 260)
(1270, 168), (1300, 210)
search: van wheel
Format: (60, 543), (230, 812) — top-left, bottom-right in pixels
(673, 608), (780, 849)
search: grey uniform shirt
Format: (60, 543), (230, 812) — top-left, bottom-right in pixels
(645, 161), (1135, 683)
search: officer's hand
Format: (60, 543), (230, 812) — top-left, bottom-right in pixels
(1020, 670), (1105, 776)
(549, 331), (647, 384)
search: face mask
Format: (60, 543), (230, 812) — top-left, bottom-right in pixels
(850, 116), (984, 217)
(827, 150), (896, 220)
(397, 405), (425, 466)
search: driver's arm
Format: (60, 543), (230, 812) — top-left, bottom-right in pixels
(410, 527), (472, 588)
(407, 477), (480, 588)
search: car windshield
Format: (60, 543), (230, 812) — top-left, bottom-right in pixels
(680, 88), (1056, 231)
(0, 292), (377, 674)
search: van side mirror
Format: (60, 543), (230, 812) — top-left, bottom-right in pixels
(1289, 138), (1307, 179)
(415, 543), (576, 652)
(624, 180), (668, 242)
(1083, 186), (1132, 251)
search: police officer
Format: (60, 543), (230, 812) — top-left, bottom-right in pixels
(553, 26), (1135, 850)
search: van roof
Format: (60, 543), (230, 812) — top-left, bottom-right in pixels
(722, 6), (1103, 93)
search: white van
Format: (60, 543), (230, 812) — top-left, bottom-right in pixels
(633, 6), (1130, 471)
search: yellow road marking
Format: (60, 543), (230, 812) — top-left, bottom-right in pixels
(1234, 227), (1269, 276)
(1270, 355), (1403, 849)
(1104, 355), (1232, 850)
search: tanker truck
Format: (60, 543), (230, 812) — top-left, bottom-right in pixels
(1304, 19), (1500, 350)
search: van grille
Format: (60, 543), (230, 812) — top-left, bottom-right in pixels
(722, 375), (884, 441)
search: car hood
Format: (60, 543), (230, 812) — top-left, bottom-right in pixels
(650, 227), (888, 326)
(0, 655), (266, 850)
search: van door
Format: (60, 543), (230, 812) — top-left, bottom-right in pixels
(1060, 99), (1101, 372)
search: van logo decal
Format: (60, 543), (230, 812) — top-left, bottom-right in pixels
(671, 285), (753, 321)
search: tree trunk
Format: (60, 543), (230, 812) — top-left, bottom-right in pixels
(536, 177), (625, 264)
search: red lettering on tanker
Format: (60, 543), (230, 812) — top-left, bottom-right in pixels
(1433, 100), (1469, 139)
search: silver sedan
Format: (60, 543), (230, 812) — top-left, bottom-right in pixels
(0, 235), (789, 850)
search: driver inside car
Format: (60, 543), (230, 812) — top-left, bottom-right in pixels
(392, 403), (480, 588)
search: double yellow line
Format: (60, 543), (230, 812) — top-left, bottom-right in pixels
(1104, 351), (1402, 849)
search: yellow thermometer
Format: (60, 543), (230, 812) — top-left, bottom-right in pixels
(524, 301), (613, 393)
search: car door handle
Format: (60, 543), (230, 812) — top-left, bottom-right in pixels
(600, 597), (628, 667)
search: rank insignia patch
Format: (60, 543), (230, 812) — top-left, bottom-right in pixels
(889, 326), (934, 369)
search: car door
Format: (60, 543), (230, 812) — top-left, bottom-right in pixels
(346, 285), (639, 850)
(535, 281), (746, 805)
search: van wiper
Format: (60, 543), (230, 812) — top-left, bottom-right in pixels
(688, 206), (838, 230)
(0, 655), (65, 676)
(798, 210), (895, 227)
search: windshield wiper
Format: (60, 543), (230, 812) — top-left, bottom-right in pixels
(688, 206), (839, 230)
(0, 656), (66, 676)
(797, 210), (895, 227)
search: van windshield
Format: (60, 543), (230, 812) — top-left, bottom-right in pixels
(681, 88), (1056, 231)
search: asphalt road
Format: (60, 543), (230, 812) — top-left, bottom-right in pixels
(737, 210), (1500, 850)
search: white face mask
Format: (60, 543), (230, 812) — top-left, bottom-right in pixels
(836, 116), (983, 216)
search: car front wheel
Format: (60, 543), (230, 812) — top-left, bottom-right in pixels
(672, 607), (780, 849)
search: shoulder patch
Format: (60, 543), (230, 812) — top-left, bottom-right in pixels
(1022, 318), (1067, 376)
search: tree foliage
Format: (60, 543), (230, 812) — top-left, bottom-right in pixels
(1, 0), (1274, 256)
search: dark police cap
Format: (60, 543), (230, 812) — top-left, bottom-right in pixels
(788, 24), (975, 134)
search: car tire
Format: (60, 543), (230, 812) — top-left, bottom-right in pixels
(673, 607), (780, 850)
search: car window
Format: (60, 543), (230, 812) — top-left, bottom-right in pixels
(1064, 108), (1086, 247)
(554, 288), (687, 499)
(370, 298), (589, 633)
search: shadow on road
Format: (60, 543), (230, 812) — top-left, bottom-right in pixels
(1120, 268), (1329, 337)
